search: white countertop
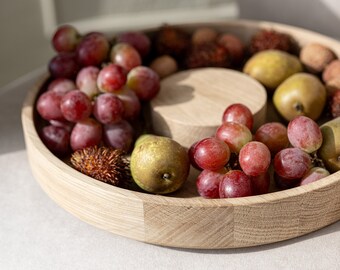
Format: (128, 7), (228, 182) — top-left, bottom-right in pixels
(0, 68), (339, 270)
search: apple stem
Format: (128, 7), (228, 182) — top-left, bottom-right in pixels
(162, 173), (171, 180)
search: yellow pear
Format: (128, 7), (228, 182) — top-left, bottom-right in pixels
(130, 135), (190, 194)
(243, 49), (302, 90)
(318, 117), (340, 173)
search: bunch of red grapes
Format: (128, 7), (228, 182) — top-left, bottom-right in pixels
(36, 25), (160, 156)
(189, 103), (329, 199)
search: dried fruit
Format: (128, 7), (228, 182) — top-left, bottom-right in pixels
(185, 42), (230, 69)
(71, 145), (131, 186)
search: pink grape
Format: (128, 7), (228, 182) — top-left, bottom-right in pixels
(116, 87), (141, 120)
(274, 148), (312, 179)
(215, 122), (252, 153)
(196, 169), (226, 198)
(300, 167), (330, 186)
(77, 32), (110, 66)
(222, 103), (253, 130)
(48, 53), (80, 79)
(60, 90), (92, 122)
(193, 137), (230, 171)
(93, 93), (125, 124)
(97, 63), (127, 93)
(70, 118), (102, 151)
(103, 120), (134, 152)
(110, 43), (142, 72)
(47, 78), (76, 94)
(287, 116), (323, 153)
(219, 170), (252, 198)
(250, 172), (270, 195)
(36, 90), (64, 121)
(239, 141), (271, 176)
(40, 125), (70, 157)
(52, 25), (80, 53)
(76, 66), (100, 98)
(127, 66), (160, 101)
(254, 122), (289, 155)
(116, 31), (151, 58)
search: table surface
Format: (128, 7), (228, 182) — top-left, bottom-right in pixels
(0, 68), (339, 270)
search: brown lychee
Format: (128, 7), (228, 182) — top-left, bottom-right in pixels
(300, 43), (337, 73)
(323, 59), (340, 83)
(217, 33), (245, 65)
(330, 89), (340, 118)
(191, 27), (218, 45)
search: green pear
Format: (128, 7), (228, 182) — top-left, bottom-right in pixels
(243, 49), (303, 90)
(273, 73), (326, 121)
(130, 135), (190, 194)
(318, 117), (340, 173)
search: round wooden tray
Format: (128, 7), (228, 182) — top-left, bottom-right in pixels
(21, 20), (340, 249)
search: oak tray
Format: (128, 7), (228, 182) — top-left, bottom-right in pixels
(22, 20), (340, 249)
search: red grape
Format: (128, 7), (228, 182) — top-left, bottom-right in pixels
(196, 169), (226, 198)
(70, 118), (102, 151)
(93, 93), (125, 124)
(36, 90), (64, 121)
(48, 53), (80, 79)
(110, 43), (142, 72)
(254, 122), (289, 155)
(97, 63), (127, 93)
(222, 103), (253, 130)
(40, 125), (70, 157)
(300, 167), (330, 186)
(219, 170), (252, 198)
(76, 66), (100, 98)
(215, 122), (252, 153)
(287, 116), (323, 153)
(47, 78), (76, 94)
(116, 31), (151, 58)
(60, 90), (92, 122)
(274, 148), (312, 179)
(127, 66), (160, 101)
(250, 172), (270, 195)
(193, 137), (230, 171)
(239, 141), (271, 176)
(52, 25), (80, 53)
(77, 32), (109, 66)
(49, 119), (74, 133)
(103, 120), (134, 152)
(116, 87), (141, 120)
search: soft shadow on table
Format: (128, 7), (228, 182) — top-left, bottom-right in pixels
(0, 68), (45, 155)
(164, 221), (340, 254)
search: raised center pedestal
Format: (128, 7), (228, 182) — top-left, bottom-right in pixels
(150, 68), (267, 148)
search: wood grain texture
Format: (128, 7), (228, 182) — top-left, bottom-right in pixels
(21, 20), (340, 249)
(151, 68), (267, 148)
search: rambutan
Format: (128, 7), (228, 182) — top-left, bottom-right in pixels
(70, 145), (131, 187)
(154, 25), (191, 59)
(249, 29), (296, 55)
(185, 42), (230, 69)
